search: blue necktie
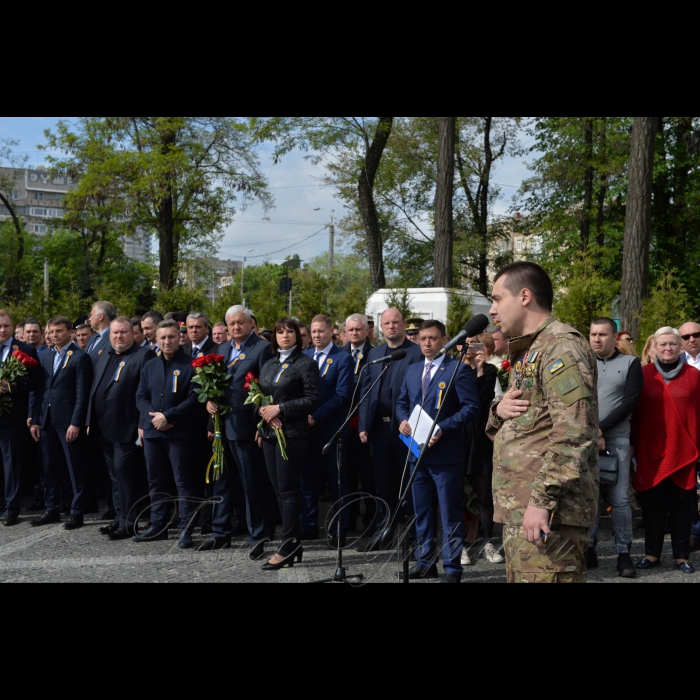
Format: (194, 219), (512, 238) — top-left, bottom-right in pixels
(422, 362), (434, 401)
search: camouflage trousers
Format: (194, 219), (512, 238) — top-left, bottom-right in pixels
(503, 525), (589, 584)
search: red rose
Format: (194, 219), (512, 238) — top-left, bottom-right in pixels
(12, 350), (39, 369)
(244, 382), (251, 392)
(191, 357), (206, 368)
(245, 372), (256, 383)
(501, 361), (511, 371)
(213, 355), (225, 364)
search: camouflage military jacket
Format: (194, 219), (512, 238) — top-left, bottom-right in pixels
(486, 316), (600, 527)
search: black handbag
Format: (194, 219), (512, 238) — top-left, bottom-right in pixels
(599, 451), (619, 486)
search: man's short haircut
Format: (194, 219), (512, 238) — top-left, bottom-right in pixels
(345, 313), (368, 329)
(141, 310), (164, 326)
(112, 316), (134, 328)
(420, 319), (447, 337)
(381, 309), (405, 323)
(15, 321), (25, 329)
(299, 323), (310, 334)
(591, 317), (617, 335)
(187, 312), (210, 327)
(48, 316), (73, 331)
(157, 320), (180, 334)
(25, 318), (43, 331)
(213, 322), (227, 330)
(0, 310), (13, 325)
(312, 315), (332, 329)
(225, 306), (252, 323)
(93, 301), (117, 322)
(494, 261), (554, 312)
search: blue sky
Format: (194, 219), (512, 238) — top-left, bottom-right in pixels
(0, 117), (533, 265)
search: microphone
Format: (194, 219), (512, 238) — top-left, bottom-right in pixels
(438, 314), (490, 356)
(367, 349), (408, 366)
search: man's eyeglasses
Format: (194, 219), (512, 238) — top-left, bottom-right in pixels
(682, 332), (700, 341)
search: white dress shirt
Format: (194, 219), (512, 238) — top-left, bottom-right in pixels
(192, 335), (210, 356)
(422, 354), (446, 435)
(685, 352), (700, 371)
(313, 342), (335, 369)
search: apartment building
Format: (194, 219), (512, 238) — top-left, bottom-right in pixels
(0, 166), (153, 263)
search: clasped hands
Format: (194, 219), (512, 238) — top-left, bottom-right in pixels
(149, 412), (173, 432)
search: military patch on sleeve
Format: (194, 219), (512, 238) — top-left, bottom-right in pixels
(548, 360), (565, 374)
(550, 369), (590, 407)
(556, 375), (579, 396)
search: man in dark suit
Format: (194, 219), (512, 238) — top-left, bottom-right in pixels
(343, 313), (376, 534)
(135, 320), (204, 550)
(397, 320), (481, 583)
(303, 314), (353, 546)
(30, 316), (94, 530)
(199, 306), (275, 558)
(86, 301), (117, 367)
(87, 317), (156, 539)
(358, 308), (423, 549)
(0, 311), (41, 526)
(140, 311), (164, 353)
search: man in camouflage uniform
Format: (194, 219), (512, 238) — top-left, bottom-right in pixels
(486, 262), (600, 584)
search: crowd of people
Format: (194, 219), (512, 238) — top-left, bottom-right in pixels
(0, 260), (699, 583)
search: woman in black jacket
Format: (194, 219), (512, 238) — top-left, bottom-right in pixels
(257, 318), (321, 571)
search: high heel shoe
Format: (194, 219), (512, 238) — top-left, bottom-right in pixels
(261, 546), (304, 571)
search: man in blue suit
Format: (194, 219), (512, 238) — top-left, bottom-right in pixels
(0, 311), (41, 526)
(303, 314), (353, 545)
(31, 316), (94, 530)
(135, 320), (204, 550)
(199, 306), (275, 559)
(358, 309), (423, 549)
(397, 320), (480, 584)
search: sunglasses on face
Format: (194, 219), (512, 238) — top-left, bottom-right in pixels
(682, 332), (700, 341)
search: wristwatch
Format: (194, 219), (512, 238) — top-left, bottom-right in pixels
(279, 404), (285, 416)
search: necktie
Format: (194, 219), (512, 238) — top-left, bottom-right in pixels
(314, 351), (324, 369)
(422, 362), (434, 401)
(192, 346), (199, 358)
(352, 348), (359, 360)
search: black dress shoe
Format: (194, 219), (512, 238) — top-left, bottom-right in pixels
(64, 515), (84, 531)
(249, 541), (268, 561)
(132, 526), (169, 543)
(617, 554), (637, 579)
(584, 548), (599, 569)
(261, 546), (304, 571)
(398, 566), (439, 581)
(676, 561), (696, 574)
(196, 537), (232, 552)
(636, 557), (661, 571)
(3, 516), (19, 527)
(108, 528), (134, 541)
(100, 522), (120, 535)
(31, 512), (61, 528)
(329, 536), (347, 550)
(178, 533), (194, 550)
(440, 575), (462, 584)
(300, 529), (319, 541)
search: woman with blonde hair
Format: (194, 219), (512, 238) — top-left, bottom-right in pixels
(641, 335), (657, 366)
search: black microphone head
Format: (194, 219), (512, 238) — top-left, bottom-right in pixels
(391, 349), (407, 361)
(463, 314), (490, 339)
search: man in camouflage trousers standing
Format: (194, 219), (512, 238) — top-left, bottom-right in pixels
(486, 262), (600, 583)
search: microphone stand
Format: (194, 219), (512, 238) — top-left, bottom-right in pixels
(309, 360), (393, 585)
(381, 344), (470, 584)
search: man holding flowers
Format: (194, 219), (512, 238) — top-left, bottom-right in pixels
(0, 310), (40, 527)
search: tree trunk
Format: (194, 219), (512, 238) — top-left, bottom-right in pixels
(621, 117), (661, 338)
(477, 118), (494, 296)
(435, 117), (456, 288)
(358, 117), (393, 291)
(595, 117), (608, 247)
(158, 189), (176, 289)
(580, 118), (594, 250)
(0, 190), (24, 298)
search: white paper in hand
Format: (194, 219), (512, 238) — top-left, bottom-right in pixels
(399, 405), (437, 459)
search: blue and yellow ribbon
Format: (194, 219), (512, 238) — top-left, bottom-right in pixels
(322, 358), (333, 378)
(354, 353), (363, 375)
(228, 352), (246, 370)
(172, 370), (180, 393)
(113, 361), (126, 382)
(274, 364), (289, 384)
(436, 382), (446, 410)
(62, 351), (73, 370)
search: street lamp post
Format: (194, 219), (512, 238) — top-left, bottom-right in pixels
(241, 249), (253, 307)
(314, 208), (335, 272)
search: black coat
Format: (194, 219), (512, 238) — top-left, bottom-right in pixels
(0, 338), (40, 427)
(190, 336), (218, 359)
(257, 350), (321, 440)
(136, 349), (203, 441)
(464, 362), (497, 477)
(86, 343), (157, 443)
(88, 331), (112, 369)
(35, 343), (93, 430)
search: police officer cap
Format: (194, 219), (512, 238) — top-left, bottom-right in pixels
(405, 318), (425, 335)
(170, 312), (189, 331)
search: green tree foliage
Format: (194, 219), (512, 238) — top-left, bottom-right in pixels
(447, 290), (473, 339)
(638, 268), (693, 342)
(383, 288), (414, 321)
(45, 118), (271, 290)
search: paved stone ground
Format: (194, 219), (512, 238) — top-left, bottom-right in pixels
(0, 499), (697, 583)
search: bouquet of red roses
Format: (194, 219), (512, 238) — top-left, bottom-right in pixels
(0, 349), (39, 417)
(191, 354), (232, 483)
(497, 360), (512, 393)
(244, 372), (288, 460)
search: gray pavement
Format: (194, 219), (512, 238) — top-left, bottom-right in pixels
(0, 500), (697, 583)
